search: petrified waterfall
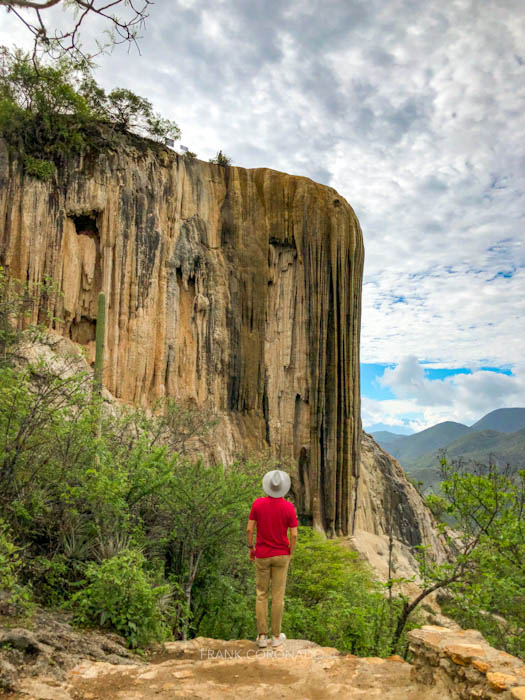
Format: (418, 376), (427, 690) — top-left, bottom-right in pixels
(0, 137), (363, 536)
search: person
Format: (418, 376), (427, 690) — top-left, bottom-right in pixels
(246, 469), (298, 649)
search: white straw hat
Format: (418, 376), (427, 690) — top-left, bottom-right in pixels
(262, 469), (291, 498)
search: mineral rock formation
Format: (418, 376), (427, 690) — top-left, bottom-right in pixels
(355, 432), (444, 552)
(0, 137), (363, 536)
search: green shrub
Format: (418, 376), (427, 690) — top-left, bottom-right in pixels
(0, 49), (180, 167)
(194, 548), (256, 641)
(23, 155), (55, 181)
(0, 518), (32, 613)
(284, 527), (397, 655)
(71, 550), (171, 648)
(424, 493), (450, 521)
(24, 555), (86, 608)
(209, 150), (231, 166)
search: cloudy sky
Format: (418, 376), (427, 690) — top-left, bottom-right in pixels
(2, 0), (524, 433)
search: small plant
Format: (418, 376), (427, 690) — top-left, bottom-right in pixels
(23, 155), (55, 181)
(209, 150), (231, 166)
(71, 550), (171, 648)
(0, 518), (32, 614)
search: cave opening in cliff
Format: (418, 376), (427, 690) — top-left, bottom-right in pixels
(71, 213), (99, 237)
(70, 316), (97, 345)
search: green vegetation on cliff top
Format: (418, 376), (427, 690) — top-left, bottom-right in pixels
(0, 48), (180, 180)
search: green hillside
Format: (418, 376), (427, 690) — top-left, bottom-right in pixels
(370, 431), (405, 451)
(404, 427), (525, 492)
(387, 421), (471, 461)
(471, 408), (525, 433)
(372, 409), (525, 481)
(371, 430), (405, 442)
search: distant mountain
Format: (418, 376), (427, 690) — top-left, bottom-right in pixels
(372, 408), (525, 463)
(370, 431), (405, 451)
(385, 421), (472, 462)
(471, 408), (525, 433)
(371, 408), (525, 493)
(371, 431), (405, 442)
(403, 427), (525, 492)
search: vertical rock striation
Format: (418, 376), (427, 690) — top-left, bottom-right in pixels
(0, 137), (363, 536)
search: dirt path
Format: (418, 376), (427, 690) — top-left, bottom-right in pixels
(1, 637), (452, 700)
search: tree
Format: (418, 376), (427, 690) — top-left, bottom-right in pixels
(160, 458), (261, 640)
(388, 458), (525, 658)
(209, 150), (231, 166)
(104, 87), (180, 142)
(0, 0), (153, 64)
(0, 49), (181, 177)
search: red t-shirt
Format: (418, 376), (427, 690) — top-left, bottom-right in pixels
(249, 497), (298, 558)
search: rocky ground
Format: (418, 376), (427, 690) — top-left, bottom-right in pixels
(1, 634), (452, 700)
(3, 611), (525, 699)
(0, 610), (137, 697)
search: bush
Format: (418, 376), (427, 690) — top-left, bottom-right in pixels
(424, 493), (450, 521)
(284, 528), (399, 655)
(0, 49), (180, 168)
(0, 518), (32, 614)
(25, 555), (85, 608)
(193, 546), (256, 641)
(23, 155), (55, 181)
(209, 150), (231, 166)
(71, 550), (171, 648)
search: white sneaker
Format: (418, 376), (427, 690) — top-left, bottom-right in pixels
(256, 634), (267, 648)
(271, 633), (286, 648)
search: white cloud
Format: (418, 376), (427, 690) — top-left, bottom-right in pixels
(367, 356), (525, 430)
(1, 0), (524, 411)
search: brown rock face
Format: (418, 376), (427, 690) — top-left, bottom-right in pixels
(0, 138), (363, 536)
(355, 432), (445, 552)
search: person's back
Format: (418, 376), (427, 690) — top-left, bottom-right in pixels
(249, 496), (296, 558)
(246, 470), (298, 649)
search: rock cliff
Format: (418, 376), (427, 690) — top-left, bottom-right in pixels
(0, 137), (362, 537)
(0, 136), (442, 556)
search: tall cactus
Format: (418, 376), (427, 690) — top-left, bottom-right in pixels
(93, 292), (106, 450)
(93, 291), (106, 398)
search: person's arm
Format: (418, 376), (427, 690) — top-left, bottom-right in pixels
(247, 518), (256, 560)
(289, 526), (297, 556)
(246, 519), (256, 547)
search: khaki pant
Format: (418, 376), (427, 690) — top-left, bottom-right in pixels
(255, 555), (291, 637)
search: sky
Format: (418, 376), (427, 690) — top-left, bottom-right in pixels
(1, 0), (524, 434)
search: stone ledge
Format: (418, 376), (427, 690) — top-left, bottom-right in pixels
(408, 625), (525, 699)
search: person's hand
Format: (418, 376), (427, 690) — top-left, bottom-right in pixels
(249, 547), (256, 561)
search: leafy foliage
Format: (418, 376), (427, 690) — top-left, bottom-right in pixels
(23, 154), (55, 180)
(0, 48), (180, 179)
(72, 550), (170, 648)
(436, 461), (525, 657)
(284, 528), (405, 655)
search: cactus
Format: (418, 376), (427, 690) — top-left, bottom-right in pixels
(93, 291), (106, 397)
(93, 292), (106, 451)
